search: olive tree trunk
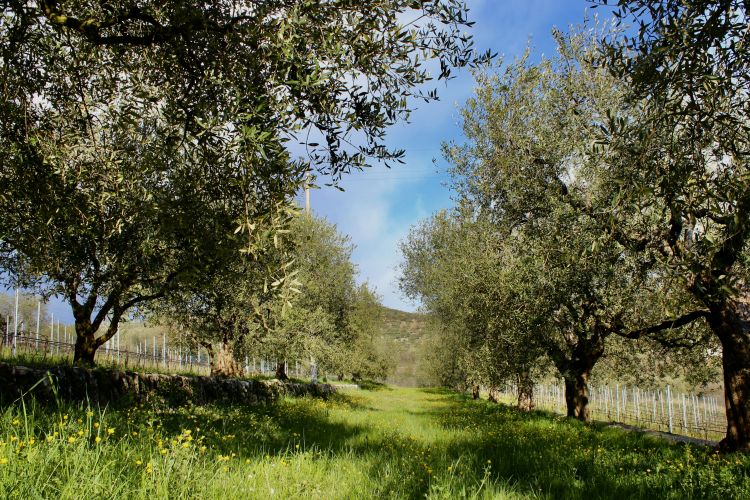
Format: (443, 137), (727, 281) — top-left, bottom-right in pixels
(488, 387), (501, 403)
(471, 384), (480, 400)
(275, 361), (289, 381)
(708, 299), (750, 452)
(73, 324), (99, 367)
(72, 313), (121, 367)
(564, 370), (593, 422)
(517, 372), (535, 411)
(208, 341), (242, 378)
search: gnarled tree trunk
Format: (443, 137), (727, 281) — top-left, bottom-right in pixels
(708, 299), (750, 452)
(207, 341), (241, 378)
(275, 361), (288, 380)
(517, 371), (535, 411)
(73, 324), (98, 367)
(73, 315), (119, 368)
(488, 387), (501, 403)
(471, 384), (480, 400)
(564, 370), (592, 422)
(556, 335), (605, 423)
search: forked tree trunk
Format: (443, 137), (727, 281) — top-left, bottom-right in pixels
(471, 384), (480, 400)
(557, 337), (604, 423)
(564, 370), (592, 422)
(708, 299), (750, 452)
(70, 300), (122, 368)
(209, 341), (241, 378)
(73, 317), (117, 368)
(275, 362), (288, 381)
(517, 372), (535, 411)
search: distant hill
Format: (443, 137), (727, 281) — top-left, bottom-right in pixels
(376, 306), (431, 387)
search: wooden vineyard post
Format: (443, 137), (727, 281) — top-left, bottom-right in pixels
(616, 385), (621, 422)
(666, 385), (674, 434)
(12, 288), (19, 357)
(35, 301), (40, 349)
(681, 394), (688, 434)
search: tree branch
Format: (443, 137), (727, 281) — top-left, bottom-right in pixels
(38, 1), (252, 46)
(619, 309), (710, 340)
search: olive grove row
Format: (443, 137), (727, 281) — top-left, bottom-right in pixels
(399, 2), (750, 452)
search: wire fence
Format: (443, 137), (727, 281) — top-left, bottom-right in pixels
(1, 307), (727, 442)
(495, 382), (726, 442)
(1, 329), (313, 380)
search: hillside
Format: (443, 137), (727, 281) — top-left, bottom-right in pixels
(376, 306), (431, 387)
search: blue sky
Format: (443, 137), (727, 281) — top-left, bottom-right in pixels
(25, 1), (609, 323)
(298, 0), (606, 312)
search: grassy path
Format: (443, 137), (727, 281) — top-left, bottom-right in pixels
(1, 385), (749, 498)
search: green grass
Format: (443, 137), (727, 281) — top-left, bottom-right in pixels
(0, 384), (748, 499)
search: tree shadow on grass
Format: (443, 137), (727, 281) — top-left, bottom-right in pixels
(357, 380), (391, 391)
(148, 395), (371, 458)
(137, 388), (750, 499)
(10, 385), (748, 499)
(397, 390), (749, 499)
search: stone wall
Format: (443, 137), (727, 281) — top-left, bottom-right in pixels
(0, 362), (335, 408)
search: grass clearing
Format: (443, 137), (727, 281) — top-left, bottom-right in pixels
(0, 384), (748, 499)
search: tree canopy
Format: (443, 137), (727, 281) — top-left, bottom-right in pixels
(0, 0), (489, 365)
(597, 0), (750, 451)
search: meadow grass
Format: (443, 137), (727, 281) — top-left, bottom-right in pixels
(0, 383), (748, 499)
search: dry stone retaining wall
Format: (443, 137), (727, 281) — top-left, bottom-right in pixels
(0, 362), (335, 407)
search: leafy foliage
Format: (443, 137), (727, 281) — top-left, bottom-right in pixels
(597, 0), (750, 450)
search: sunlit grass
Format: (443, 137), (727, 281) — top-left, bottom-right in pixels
(0, 384), (748, 498)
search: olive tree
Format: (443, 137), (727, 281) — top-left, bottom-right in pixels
(150, 205), (297, 377)
(400, 209), (548, 409)
(270, 215), (391, 381)
(1, 0), (488, 366)
(404, 29), (711, 420)
(598, 0), (750, 451)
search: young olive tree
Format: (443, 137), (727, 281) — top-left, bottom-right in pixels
(270, 215), (391, 381)
(151, 204), (297, 377)
(400, 210), (547, 409)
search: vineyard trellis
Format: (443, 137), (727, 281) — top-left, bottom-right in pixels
(1, 328), (313, 380)
(494, 382), (725, 442)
